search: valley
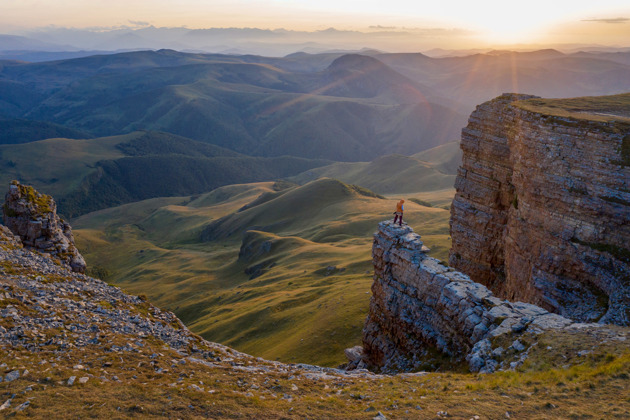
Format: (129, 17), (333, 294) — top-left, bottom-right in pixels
(72, 178), (454, 366)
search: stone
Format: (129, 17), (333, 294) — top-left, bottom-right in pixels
(344, 345), (364, 363)
(511, 340), (526, 352)
(68, 376), (76, 386)
(15, 401), (30, 411)
(79, 377), (89, 384)
(373, 412), (387, 420)
(4, 370), (19, 382)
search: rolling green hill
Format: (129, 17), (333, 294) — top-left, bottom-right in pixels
(73, 178), (454, 366)
(289, 142), (461, 194)
(1, 49), (466, 161)
(0, 131), (330, 218)
(2, 48), (629, 160)
(0, 117), (91, 144)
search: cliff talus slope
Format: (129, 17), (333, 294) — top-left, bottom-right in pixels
(449, 93), (630, 325)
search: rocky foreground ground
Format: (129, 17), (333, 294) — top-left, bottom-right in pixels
(1, 223), (629, 419)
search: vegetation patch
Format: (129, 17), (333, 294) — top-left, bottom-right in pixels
(347, 184), (384, 199)
(12, 182), (54, 216)
(570, 237), (630, 264)
(600, 194), (630, 206)
(409, 198), (433, 207)
(516, 93), (630, 130)
(86, 265), (111, 280)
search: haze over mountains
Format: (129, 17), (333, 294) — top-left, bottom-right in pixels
(3, 25), (630, 58)
(1, 45), (629, 217)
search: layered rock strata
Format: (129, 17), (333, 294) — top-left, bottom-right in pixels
(362, 220), (596, 373)
(450, 94), (630, 325)
(2, 181), (86, 273)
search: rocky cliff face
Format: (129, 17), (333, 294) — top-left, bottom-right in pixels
(449, 94), (630, 325)
(361, 220), (602, 373)
(2, 181), (86, 273)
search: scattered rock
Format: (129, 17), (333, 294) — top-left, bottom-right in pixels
(4, 370), (19, 382)
(511, 340), (526, 352)
(15, 400), (30, 411)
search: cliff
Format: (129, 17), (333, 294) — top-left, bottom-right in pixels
(2, 181), (86, 273)
(361, 221), (605, 373)
(449, 93), (630, 325)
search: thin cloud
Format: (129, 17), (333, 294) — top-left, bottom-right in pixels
(369, 25), (398, 30)
(129, 20), (151, 27)
(582, 17), (629, 24)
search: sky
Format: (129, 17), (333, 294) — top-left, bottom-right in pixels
(2, 0), (630, 48)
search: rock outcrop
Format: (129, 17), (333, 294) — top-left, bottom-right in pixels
(449, 94), (630, 325)
(2, 181), (86, 273)
(362, 220), (606, 373)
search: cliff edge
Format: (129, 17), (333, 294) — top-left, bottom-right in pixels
(450, 93), (630, 325)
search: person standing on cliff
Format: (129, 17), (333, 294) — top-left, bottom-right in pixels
(393, 199), (404, 226)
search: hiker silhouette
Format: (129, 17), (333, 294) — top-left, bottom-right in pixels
(393, 199), (404, 226)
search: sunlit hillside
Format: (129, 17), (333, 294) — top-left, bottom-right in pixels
(73, 178), (453, 366)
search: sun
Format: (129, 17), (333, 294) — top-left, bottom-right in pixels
(466, 6), (556, 44)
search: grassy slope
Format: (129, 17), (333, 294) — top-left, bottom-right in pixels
(289, 142), (461, 195)
(2, 325), (629, 419)
(0, 132), (134, 198)
(73, 179), (453, 367)
(516, 92), (630, 123)
(0, 117), (91, 144)
(0, 131), (331, 218)
(7, 51), (466, 161)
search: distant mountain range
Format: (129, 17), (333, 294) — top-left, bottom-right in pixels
(3, 27), (630, 58)
(1, 47), (629, 217)
(0, 49), (467, 161)
(2, 48), (628, 158)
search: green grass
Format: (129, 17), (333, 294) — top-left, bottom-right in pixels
(73, 179), (454, 367)
(0, 131), (330, 218)
(0, 133), (133, 199)
(516, 93), (630, 125)
(1, 325), (628, 419)
(289, 146), (459, 195)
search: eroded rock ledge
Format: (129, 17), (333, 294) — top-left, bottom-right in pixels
(361, 220), (599, 373)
